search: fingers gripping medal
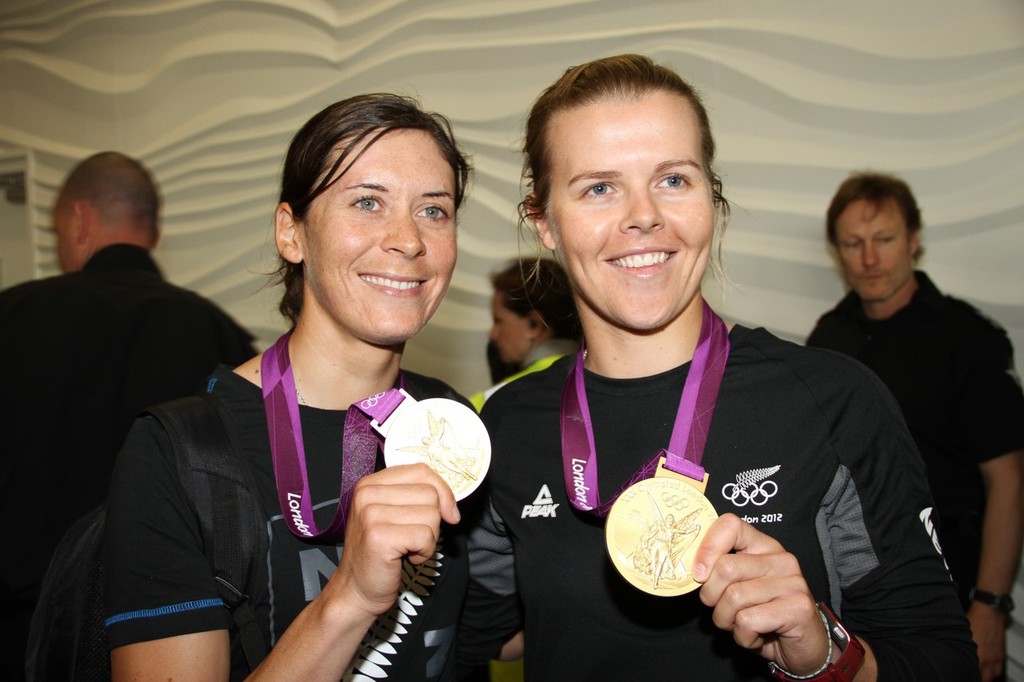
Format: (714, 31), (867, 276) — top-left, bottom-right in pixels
(561, 301), (729, 597)
(371, 390), (490, 501)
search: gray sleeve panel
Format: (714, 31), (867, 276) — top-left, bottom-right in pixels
(459, 499), (522, 668)
(466, 499), (517, 597)
(814, 463), (980, 682)
(815, 464), (879, 617)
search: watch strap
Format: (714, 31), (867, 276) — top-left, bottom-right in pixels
(770, 602), (866, 682)
(970, 587), (1014, 614)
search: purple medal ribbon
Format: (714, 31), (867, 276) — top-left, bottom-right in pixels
(561, 300), (730, 517)
(261, 331), (407, 541)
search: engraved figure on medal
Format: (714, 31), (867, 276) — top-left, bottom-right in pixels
(606, 476), (718, 596)
(383, 398), (491, 501)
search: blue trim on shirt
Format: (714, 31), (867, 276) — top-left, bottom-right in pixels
(105, 598), (225, 627)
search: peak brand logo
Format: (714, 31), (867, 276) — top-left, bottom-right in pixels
(522, 484), (560, 518)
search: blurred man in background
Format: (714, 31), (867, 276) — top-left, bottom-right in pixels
(808, 171), (1024, 682)
(0, 151), (256, 679)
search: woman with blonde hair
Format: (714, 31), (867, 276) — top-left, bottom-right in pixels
(460, 54), (976, 682)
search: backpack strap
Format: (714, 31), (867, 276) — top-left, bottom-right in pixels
(146, 394), (270, 670)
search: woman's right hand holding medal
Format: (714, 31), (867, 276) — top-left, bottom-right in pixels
(256, 463), (460, 678)
(691, 513), (876, 680)
(329, 463), (460, 618)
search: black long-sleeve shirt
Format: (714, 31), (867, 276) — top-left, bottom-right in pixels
(461, 325), (978, 681)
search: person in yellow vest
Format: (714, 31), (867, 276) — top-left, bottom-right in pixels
(471, 258), (580, 411)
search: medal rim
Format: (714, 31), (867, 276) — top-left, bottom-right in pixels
(605, 475), (717, 597)
(382, 397), (491, 501)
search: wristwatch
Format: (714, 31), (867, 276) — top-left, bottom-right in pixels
(970, 587), (1015, 614)
(769, 602), (866, 682)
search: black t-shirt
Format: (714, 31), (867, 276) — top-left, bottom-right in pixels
(461, 325), (978, 681)
(105, 366), (472, 681)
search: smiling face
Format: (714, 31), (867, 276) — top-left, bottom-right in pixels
(276, 128), (458, 348)
(533, 91), (715, 343)
(834, 198), (919, 320)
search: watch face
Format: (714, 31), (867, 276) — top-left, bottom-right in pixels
(784, 602), (866, 682)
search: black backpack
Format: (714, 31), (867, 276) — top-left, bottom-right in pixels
(25, 394), (269, 680)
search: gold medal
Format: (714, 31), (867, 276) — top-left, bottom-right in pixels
(605, 464), (717, 597)
(382, 398), (491, 501)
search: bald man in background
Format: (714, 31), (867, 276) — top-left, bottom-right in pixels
(0, 152), (256, 679)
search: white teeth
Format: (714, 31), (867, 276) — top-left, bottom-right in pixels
(362, 275), (421, 291)
(615, 252), (668, 268)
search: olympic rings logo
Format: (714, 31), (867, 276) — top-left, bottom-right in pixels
(660, 493), (691, 511)
(721, 479), (778, 507)
(359, 391), (388, 409)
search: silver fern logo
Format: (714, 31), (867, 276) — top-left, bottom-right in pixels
(343, 539), (445, 680)
(721, 466), (780, 507)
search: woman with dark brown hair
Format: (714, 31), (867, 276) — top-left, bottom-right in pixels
(472, 257), (579, 410)
(104, 93), (477, 680)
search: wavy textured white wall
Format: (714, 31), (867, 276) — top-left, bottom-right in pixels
(2, 0), (1022, 674)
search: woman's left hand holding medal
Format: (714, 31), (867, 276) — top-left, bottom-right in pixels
(690, 514), (836, 678)
(327, 463), (460, 619)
